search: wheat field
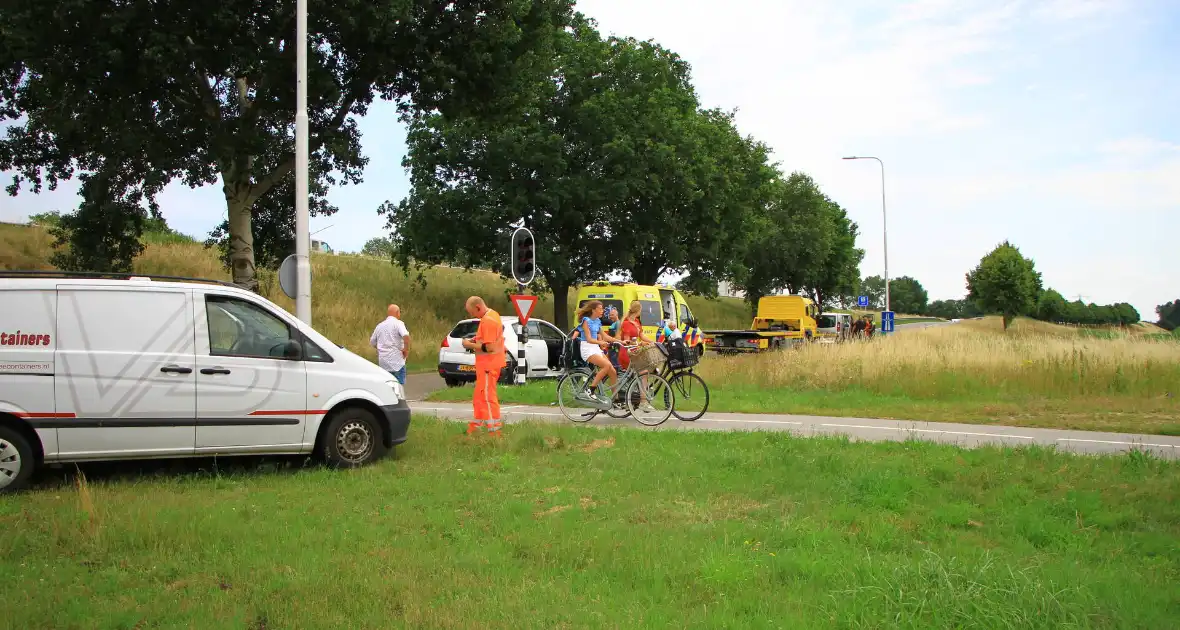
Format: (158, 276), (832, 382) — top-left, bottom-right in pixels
(697, 316), (1180, 400)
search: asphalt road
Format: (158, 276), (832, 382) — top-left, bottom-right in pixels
(408, 400), (1179, 459)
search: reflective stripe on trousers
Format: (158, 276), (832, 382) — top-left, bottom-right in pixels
(472, 368), (501, 432)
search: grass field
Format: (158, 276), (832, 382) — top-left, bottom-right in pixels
(0, 223), (752, 371)
(2, 417), (1178, 629)
(430, 317), (1180, 434)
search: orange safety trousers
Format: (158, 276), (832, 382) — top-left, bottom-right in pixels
(470, 368), (502, 434)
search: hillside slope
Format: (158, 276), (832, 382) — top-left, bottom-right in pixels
(0, 223), (752, 369)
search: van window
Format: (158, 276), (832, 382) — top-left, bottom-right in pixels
(678, 303), (692, 326)
(206, 296), (294, 359)
(817, 315), (837, 329)
(639, 300), (661, 326)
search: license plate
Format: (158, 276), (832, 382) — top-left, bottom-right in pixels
(458, 365), (476, 372)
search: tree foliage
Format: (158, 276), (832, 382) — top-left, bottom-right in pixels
(925, 298), (983, 320)
(361, 237), (395, 260)
(859, 276), (885, 310)
(727, 173), (860, 314)
(385, 16), (786, 330)
(1, 0), (573, 286)
(966, 241), (1043, 330)
(1157, 301), (1180, 331)
(886, 276), (928, 316)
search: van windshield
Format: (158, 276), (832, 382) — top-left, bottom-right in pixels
(639, 301), (662, 326)
(817, 315), (838, 328)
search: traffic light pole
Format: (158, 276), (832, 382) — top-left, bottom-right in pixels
(510, 226), (535, 387)
(516, 282), (527, 385)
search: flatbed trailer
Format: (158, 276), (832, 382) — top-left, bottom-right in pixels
(701, 295), (819, 354)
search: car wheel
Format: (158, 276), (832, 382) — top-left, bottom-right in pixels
(498, 357), (519, 385)
(0, 425), (36, 494)
(321, 408), (385, 469)
(445, 377), (462, 387)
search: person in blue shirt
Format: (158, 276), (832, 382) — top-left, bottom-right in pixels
(574, 300), (619, 401)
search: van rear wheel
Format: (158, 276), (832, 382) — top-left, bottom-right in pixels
(0, 426), (34, 493)
(321, 408), (384, 468)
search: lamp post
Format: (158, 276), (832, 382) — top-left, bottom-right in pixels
(843, 155), (889, 314)
(294, 0), (312, 324)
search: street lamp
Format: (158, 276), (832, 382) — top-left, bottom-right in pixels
(843, 156), (889, 314)
(294, 0), (312, 324)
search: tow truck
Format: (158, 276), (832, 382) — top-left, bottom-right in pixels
(702, 295), (819, 354)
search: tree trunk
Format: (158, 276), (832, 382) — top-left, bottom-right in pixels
(631, 262), (662, 286)
(549, 278), (571, 332)
(225, 190), (258, 292)
(1002, 313), (1012, 330)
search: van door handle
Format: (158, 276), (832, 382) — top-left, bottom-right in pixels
(200, 367), (232, 375)
(160, 365), (193, 374)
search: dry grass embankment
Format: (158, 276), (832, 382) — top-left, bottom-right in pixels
(0, 223), (752, 370)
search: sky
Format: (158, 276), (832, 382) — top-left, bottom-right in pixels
(2, 0), (1177, 319)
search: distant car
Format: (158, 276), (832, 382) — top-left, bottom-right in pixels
(437, 316), (568, 386)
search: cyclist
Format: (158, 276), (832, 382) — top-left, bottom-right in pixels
(574, 300), (620, 402)
(618, 300), (655, 371)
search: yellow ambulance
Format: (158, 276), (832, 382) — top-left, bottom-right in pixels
(572, 281), (701, 347)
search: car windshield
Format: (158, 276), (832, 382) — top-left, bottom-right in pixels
(817, 315), (838, 328)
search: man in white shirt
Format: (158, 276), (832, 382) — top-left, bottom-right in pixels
(370, 304), (412, 384)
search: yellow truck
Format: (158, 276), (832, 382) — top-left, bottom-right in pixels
(702, 295), (818, 353)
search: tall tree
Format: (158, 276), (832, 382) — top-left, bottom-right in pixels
(965, 241), (1043, 330)
(887, 276), (929, 315)
(805, 199), (864, 311)
(387, 18), (757, 329)
(729, 172), (840, 314)
(1157, 300), (1180, 331)
(1, 0), (572, 288)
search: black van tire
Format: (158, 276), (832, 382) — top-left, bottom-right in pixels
(321, 408), (384, 469)
(0, 425), (35, 493)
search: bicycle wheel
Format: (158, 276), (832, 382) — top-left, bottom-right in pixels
(557, 369), (600, 423)
(626, 372), (674, 427)
(670, 371), (710, 421)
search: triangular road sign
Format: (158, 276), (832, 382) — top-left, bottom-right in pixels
(510, 294), (539, 325)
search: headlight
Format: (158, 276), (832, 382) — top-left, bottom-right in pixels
(386, 380), (406, 400)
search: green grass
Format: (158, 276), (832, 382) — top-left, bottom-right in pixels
(425, 380), (1180, 435)
(2, 416), (1178, 629)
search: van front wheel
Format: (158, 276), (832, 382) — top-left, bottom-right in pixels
(321, 408), (384, 468)
(0, 426), (35, 493)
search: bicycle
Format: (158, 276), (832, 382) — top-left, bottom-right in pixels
(652, 341), (710, 422)
(555, 342), (675, 426)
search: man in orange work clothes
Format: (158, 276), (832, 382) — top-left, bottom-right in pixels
(461, 296), (507, 435)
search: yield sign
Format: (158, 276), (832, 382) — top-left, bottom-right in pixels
(510, 294), (539, 325)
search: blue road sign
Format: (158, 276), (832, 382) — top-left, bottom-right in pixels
(881, 311), (895, 334)
(857, 295), (869, 308)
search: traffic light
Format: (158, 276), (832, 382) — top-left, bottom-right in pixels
(511, 227), (535, 286)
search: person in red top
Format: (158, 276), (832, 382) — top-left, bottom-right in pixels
(618, 301), (655, 370)
(461, 296), (506, 436)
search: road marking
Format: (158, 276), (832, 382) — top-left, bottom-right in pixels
(1055, 438), (1176, 449)
(817, 423), (1036, 440)
(700, 418), (804, 426)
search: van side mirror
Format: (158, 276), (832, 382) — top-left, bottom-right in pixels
(283, 338), (303, 360)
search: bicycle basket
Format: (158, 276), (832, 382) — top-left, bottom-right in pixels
(665, 338), (699, 370)
(628, 344), (666, 374)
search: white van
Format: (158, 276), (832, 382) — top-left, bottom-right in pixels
(0, 272), (410, 492)
(816, 312), (853, 343)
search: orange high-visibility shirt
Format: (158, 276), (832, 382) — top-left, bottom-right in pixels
(474, 308), (507, 371)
